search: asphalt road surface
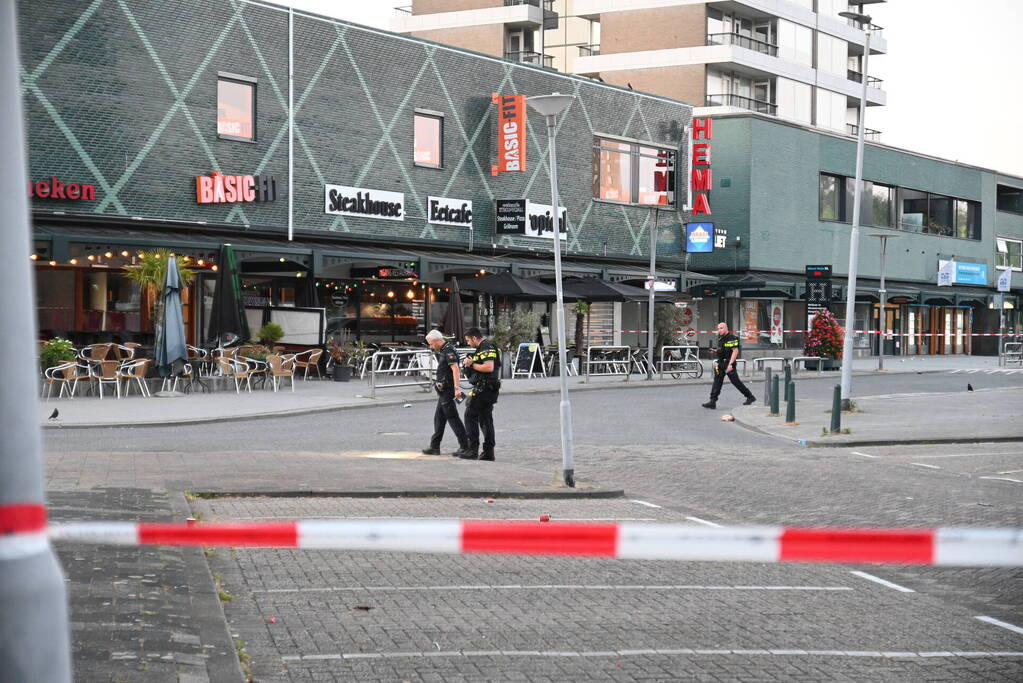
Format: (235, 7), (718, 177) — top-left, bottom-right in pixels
(47, 371), (1023, 681)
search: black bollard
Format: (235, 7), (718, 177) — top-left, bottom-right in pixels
(764, 367), (773, 404)
(830, 384), (842, 433)
(786, 381), (796, 423)
(770, 374), (780, 415)
(784, 364), (792, 395)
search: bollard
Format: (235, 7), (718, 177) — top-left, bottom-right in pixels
(786, 381), (796, 423)
(770, 375), (780, 415)
(764, 367), (773, 404)
(830, 384), (842, 434)
(784, 364), (792, 396)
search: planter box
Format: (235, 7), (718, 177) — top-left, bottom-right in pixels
(332, 365), (353, 382)
(804, 358), (841, 371)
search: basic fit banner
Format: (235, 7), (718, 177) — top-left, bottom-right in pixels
(491, 94), (526, 175)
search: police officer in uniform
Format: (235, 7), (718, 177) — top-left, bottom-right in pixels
(421, 329), (470, 456)
(459, 327), (501, 461)
(703, 322), (756, 409)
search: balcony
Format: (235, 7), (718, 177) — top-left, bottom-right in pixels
(847, 70), (883, 88)
(706, 32), (778, 58)
(846, 123), (881, 142)
(705, 93), (777, 115)
(505, 0), (552, 8)
(578, 44), (600, 57)
(393, 5), (411, 16)
(844, 16), (884, 40)
(505, 50), (553, 68)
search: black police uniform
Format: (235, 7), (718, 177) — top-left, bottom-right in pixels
(708, 332), (756, 405)
(462, 339), (501, 460)
(428, 341), (469, 452)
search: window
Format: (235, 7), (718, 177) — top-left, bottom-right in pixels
(413, 112), (443, 168)
(996, 237), (1023, 270)
(819, 173), (840, 220)
(997, 184), (1023, 213)
(899, 187), (980, 239)
(899, 188), (927, 231)
(777, 19), (812, 66)
(593, 138), (675, 206)
(217, 74), (255, 141)
(871, 183), (893, 228)
(817, 33), (847, 76)
(815, 87), (846, 132)
(776, 77), (811, 124)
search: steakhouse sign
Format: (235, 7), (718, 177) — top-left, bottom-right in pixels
(491, 93), (525, 175)
(689, 117), (712, 216)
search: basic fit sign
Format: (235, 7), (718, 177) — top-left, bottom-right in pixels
(196, 171), (277, 203)
(491, 93), (525, 175)
(690, 117), (712, 216)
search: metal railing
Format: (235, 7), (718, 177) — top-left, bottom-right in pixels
(584, 345), (632, 381)
(505, 0), (554, 8)
(505, 50), (553, 67)
(706, 32), (778, 57)
(578, 44), (600, 57)
(846, 123), (882, 142)
(705, 93), (777, 115)
(847, 70), (883, 88)
(657, 345), (704, 380)
(367, 349), (435, 398)
(845, 17), (884, 39)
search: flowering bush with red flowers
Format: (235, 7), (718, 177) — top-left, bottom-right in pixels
(804, 309), (844, 359)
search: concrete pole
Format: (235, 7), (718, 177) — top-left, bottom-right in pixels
(0, 1), (73, 679)
(839, 28), (871, 410)
(544, 115), (575, 488)
(646, 208), (658, 380)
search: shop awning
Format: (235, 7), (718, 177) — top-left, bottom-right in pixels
(418, 252), (513, 283)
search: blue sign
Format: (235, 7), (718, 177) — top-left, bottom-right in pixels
(954, 262), (987, 286)
(686, 222), (714, 253)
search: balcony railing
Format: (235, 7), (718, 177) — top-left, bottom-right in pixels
(705, 93), (777, 115)
(393, 5), (411, 16)
(505, 51), (553, 68)
(847, 70), (883, 88)
(846, 123), (881, 142)
(504, 0), (553, 9)
(578, 44), (600, 57)
(706, 32), (778, 57)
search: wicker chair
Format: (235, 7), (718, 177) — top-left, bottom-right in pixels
(90, 359), (122, 399)
(117, 359), (151, 397)
(216, 356), (254, 393)
(266, 354), (296, 392)
(292, 348), (323, 380)
(43, 362), (87, 400)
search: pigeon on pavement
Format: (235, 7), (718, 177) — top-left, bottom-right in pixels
(967, 383), (974, 392)
(48, 408), (59, 420)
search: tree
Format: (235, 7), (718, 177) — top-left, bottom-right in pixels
(123, 250), (196, 332)
(804, 309), (844, 359)
(571, 301), (591, 353)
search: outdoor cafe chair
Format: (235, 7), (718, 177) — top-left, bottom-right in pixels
(216, 356), (254, 394)
(89, 359), (122, 399)
(43, 362), (87, 400)
(265, 354), (295, 392)
(117, 359), (151, 398)
(292, 348), (323, 380)
(80, 342), (115, 362)
(239, 355), (269, 390)
(187, 345), (212, 377)
(113, 344), (137, 361)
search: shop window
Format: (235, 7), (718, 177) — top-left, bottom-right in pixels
(997, 237), (1023, 271)
(592, 138), (675, 206)
(996, 184), (1023, 214)
(871, 183), (893, 228)
(36, 268), (75, 335)
(955, 199), (979, 240)
(217, 73), (256, 141)
(413, 111), (443, 168)
(898, 188), (928, 232)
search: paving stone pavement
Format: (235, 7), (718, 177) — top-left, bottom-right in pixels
(191, 496), (1023, 682)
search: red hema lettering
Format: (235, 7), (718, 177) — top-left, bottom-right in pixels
(692, 117), (713, 140)
(689, 118), (713, 215)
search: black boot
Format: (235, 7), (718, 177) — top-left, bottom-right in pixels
(743, 396), (756, 405)
(479, 449), (495, 461)
(702, 401), (716, 409)
(421, 446), (441, 455)
(457, 448), (479, 460)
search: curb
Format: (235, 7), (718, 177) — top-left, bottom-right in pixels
(40, 367), (948, 430)
(796, 435), (1023, 448)
(189, 489), (626, 500)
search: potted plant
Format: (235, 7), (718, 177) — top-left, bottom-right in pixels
(491, 309), (541, 378)
(123, 249), (196, 332)
(257, 322), (284, 347)
(803, 309), (844, 370)
(39, 337), (77, 372)
(326, 333), (354, 381)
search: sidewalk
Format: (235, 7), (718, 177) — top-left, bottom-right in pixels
(733, 385), (1023, 447)
(39, 354), (1013, 429)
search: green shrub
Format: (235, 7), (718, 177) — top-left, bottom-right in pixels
(257, 322), (285, 345)
(39, 337), (77, 371)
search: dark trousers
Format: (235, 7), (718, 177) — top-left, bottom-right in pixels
(430, 390), (468, 450)
(464, 390), (497, 452)
(710, 362), (755, 402)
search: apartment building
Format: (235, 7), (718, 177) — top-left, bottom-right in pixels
(396, 0), (887, 139)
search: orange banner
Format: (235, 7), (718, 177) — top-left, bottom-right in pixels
(491, 93), (526, 175)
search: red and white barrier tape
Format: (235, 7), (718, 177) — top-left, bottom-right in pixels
(0, 503), (50, 561)
(47, 520), (1023, 566)
(587, 329), (1018, 337)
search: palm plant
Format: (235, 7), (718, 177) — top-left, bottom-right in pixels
(123, 250), (196, 332)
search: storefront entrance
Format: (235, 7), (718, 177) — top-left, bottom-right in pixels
(871, 303), (903, 356)
(906, 305), (972, 354)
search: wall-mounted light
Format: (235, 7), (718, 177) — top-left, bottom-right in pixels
(30, 254), (38, 261)
(197, 259), (205, 266)
(69, 258), (78, 265)
(211, 265), (219, 271)
(387, 290), (395, 298)
(406, 289), (415, 299)
(87, 254), (96, 261)
(121, 250), (129, 257)
(49, 260), (57, 266)
(105, 251), (114, 258)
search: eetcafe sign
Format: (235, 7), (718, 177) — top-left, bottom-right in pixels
(689, 117), (712, 216)
(325, 184), (404, 222)
(28, 176), (96, 200)
(196, 171), (278, 203)
(428, 196), (472, 228)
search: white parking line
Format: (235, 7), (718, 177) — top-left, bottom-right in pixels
(912, 452), (1021, 459)
(849, 571), (915, 593)
(911, 463), (942, 470)
(975, 616), (1023, 635)
(630, 500), (662, 508)
(280, 649), (1023, 662)
(850, 451), (879, 458)
(685, 516), (723, 527)
(979, 476), (1023, 484)
(256, 584), (855, 594)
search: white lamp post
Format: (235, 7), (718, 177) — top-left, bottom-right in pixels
(837, 10), (872, 409)
(868, 233), (898, 370)
(526, 92), (576, 487)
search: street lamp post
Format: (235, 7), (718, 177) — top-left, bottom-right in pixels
(526, 92), (576, 488)
(837, 10), (872, 409)
(868, 233), (898, 371)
